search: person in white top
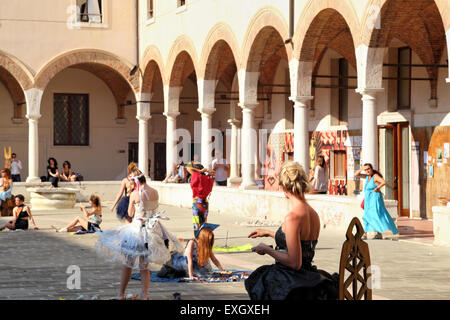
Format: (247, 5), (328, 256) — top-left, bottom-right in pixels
(310, 155), (328, 194)
(10, 153), (22, 182)
(211, 152), (229, 186)
(95, 170), (183, 300)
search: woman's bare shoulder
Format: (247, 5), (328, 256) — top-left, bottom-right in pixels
(147, 186), (159, 199)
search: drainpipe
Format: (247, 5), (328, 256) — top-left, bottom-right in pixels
(131, 0), (141, 78)
(285, 0), (294, 45)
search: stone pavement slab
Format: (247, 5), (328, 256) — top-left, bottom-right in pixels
(1, 202), (450, 300)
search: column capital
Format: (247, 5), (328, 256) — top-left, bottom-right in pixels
(135, 92), (152, 102)
(355, 88), (384, 96)
(238, 102), (258, 110)
(163, 111), (180, 119)
(289, 96), (314, 103)
(197, 108), (215, 116)
(227, 119), (241, 126)
(136, 115), (151, 122)
(26, 113), (41, 121)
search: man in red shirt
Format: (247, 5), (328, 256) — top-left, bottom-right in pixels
(186, 163), (215, 237)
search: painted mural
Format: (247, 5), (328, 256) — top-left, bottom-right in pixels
(309, 130), (348, 169)
(263, 133), (285, 191)
(264, 130), (351, 193)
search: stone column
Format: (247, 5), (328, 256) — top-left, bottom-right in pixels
(290, 96), (313, 173)
(164, 112), (179, 177)
(26, 116), (41, 183)
(136, 94), (151, 177)
(227, 119), (241, 186)
(25, 89), (43, 183)
(238, 103), (258, 190)
(356, 89), (383, 169)
(199, 109), (214, 170)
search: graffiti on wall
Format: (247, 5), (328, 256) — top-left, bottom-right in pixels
(264, 133), (285, 191)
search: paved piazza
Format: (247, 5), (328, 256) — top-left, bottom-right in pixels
(1, 202), (450, 300)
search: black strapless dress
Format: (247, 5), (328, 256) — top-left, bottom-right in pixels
(245, 227), (338, 300)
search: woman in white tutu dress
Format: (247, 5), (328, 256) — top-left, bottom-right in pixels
(95, 172), (183, 300)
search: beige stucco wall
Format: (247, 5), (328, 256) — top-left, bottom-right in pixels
(0, 0), (137, 74)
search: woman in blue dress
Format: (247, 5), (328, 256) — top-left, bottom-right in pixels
(355, 163), (399, 239)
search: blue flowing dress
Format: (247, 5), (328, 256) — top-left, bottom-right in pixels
(363, 176), (399, 234)
(0, 181), (13, 201)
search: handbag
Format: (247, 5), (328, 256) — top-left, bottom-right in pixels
(360, 199), (365, 210)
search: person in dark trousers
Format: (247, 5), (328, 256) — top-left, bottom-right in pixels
(47, 157), (59, 188)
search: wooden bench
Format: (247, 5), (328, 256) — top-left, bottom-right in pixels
(1, 197), (15, 217)
(338, 217), (373, 300)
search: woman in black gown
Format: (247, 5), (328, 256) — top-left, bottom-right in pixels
(245, 161), (338, 300)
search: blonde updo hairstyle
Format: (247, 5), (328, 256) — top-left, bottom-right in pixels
(278, 161), (311, 200)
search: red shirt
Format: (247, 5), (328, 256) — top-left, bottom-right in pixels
(190, 171), (214, 199)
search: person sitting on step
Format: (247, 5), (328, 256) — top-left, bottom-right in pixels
(0, 194), (39, 231)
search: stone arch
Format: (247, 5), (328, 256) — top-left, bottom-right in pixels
(165, 35), (199, 87)
(239, 7), (292, 105)
(360, 0), (448, 92)
(361, 0), (449, 45)
(34, 49), (139, 118)
(292, 7), (358, 97)
(35, 49), (139, 92)
(293, 0), (360, 58)
(199, 22), (241, 80)
(241, 7), (292, 72)
(141, 45), (165, 94)
(0, 51), (34, 118)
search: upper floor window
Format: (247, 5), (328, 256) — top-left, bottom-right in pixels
(148, 0), (154, 19)
(54, 94), (89, 146)
(77, 0), (103, 23)
(397, 47), (411, 110)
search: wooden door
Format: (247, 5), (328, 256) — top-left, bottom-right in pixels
(379, 123), (410, 217)
(128, 142), (138, 164)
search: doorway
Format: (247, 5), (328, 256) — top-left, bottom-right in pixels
(128, 142), (138, 164)
(378, 122), (410, 217)
(154, 143), (166, 181)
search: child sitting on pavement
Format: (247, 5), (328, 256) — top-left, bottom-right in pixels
(158, 223), (224, 279)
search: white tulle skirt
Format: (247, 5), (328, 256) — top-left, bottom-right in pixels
(95, 217), (184, 270)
